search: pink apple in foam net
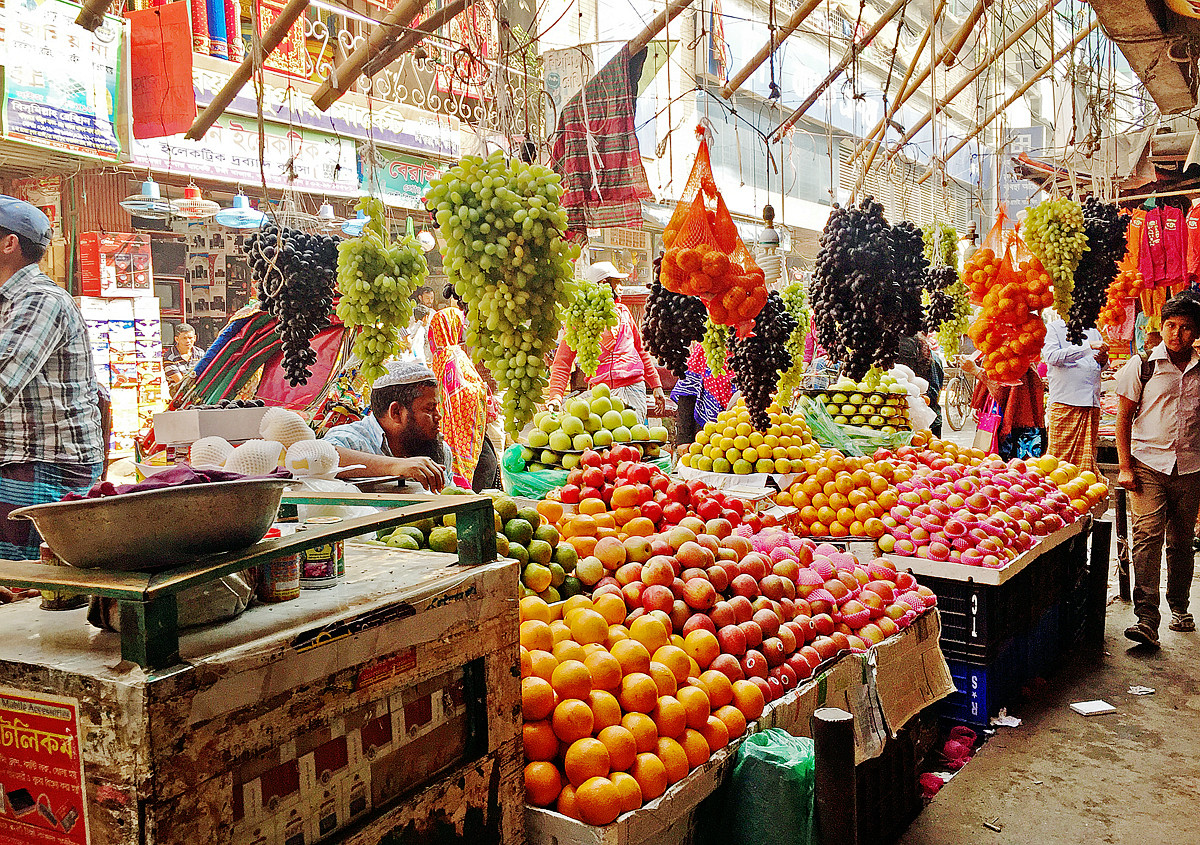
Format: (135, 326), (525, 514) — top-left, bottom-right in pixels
(910, 527), (930, 544)
(890, 505), (913, 522)
(946, 493), (967, 509)
(930, 500), (952, 518)
(894, 538), (917, 556)
(877, 534), (897, 553)
(966, 492), (991, 512)
(961, 549), (984, 567)
(892, 526), (911, 543)
(899, 491), (922, 507)
(944, 519), (967, 538)
(981, 554), (1003, 569)
(928, 541), (951, 561)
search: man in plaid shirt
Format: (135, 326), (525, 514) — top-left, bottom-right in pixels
(0, 196), (105, 590)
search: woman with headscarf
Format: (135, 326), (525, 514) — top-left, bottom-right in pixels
(427, 307), (499, 491)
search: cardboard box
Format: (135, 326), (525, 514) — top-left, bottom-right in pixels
(873, 609), (956, 734)
(154, 406), (270, 445)
(79, 232), (153, 297)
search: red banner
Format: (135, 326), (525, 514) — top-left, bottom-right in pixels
(126, 3), (197, 139)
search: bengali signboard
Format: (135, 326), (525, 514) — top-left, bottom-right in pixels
(362, 147), (445, 209)
(0, 0), (127, 160)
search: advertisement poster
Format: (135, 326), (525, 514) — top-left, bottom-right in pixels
(0, 0), (126, 160)
(9, 176), (63, 237)
(361, 148), (444, 209)
(0, 688), (89, 844)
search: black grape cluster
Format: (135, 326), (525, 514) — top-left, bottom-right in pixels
(643, 256), (709, 377)
(1068, 197), (1128, 344)
(244, 226), (340, 386)
(730, 291), (798, 430)
(812, 197), (927, 380)
(923, 265), (959, 332)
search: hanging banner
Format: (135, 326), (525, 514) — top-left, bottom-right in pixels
(130, 116), (360, 196)
(0, 0), (127, 160)
(361, 148), (445, 209)
(0, 688), (90, 845)
(126, 3), (196, 139)
(256, 0), (308, 78)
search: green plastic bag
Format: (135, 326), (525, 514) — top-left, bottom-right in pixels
(499, 444), (672, 500)
(800, 397), (914, 456)
(725, 728), (815, 845)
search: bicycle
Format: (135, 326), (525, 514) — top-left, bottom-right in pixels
(942, 359), (976, 431)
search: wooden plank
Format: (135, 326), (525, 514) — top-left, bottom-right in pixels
(0, 558), (153, 597)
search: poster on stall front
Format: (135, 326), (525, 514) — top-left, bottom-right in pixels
(0, 0), (127, 161)
(0, 688), (90, 844)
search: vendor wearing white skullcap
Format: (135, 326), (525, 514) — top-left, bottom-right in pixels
(322, 360), (453, 491)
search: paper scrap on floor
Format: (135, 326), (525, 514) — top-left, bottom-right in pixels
(990, 708), (1022, 727)
(1070, 700), (1117, 716)
(1128, 685), (1155, 695)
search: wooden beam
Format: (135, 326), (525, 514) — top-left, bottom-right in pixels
(629, 0), (697, 55)
(720, 0), (825, 97)
(362, 0), (473, 79)
(74, 0), (112, 31)
(915, 20), (1096, 185)
(883, 0), (1060, 164)
(848, 0), (947, 202)
(312, 0), (433, 112)
(771, 0), (911, 141)
(939, 0), (992, 66)
(185, 0), (311, 140)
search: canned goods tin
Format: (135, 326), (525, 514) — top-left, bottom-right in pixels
(301, 517), (344, 587)
(259, 554), (301, 602)
(39, 544), (87, 611)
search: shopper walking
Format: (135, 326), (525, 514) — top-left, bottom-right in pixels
(1115, 292), (1200, 647)
(1042, 313), (1106, 475)
(547, 262), (666, 421)
(0, 196), (106, 564)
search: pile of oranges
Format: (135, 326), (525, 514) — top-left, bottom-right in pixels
(1097, 269), (1144, 336)
(520, 594), (762, 825)
(661, 241), (768, 327)
(963, 247), (1053, 384)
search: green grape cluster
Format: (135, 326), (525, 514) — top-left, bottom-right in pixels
(562, 278), (618, 377)
(775, 280), (812, 403)
(1024, 198), (1088, 321)
(427, 150), (580, 435)
(922, 222), (958, 269)
(936, 275), (972, 358)
(702, 318), (731, 376)
(335, 196), (429, 382)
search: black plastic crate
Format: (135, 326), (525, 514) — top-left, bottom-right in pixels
(937, 637), (1023, 725)
(856, 722), (922, 845)
(920, 572), (1029, 661)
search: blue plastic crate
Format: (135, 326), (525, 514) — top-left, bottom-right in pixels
(938, 639), (1022, 725)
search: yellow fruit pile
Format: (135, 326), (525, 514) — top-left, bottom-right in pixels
(680, 400), (819, 474)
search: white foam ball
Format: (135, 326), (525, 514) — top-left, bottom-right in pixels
(189, 436), (234, 468)
(259, 407), (316, 447)
(284, 440), (340, 478)
(224, 440), (286, 476)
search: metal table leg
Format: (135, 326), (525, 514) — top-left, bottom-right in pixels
(1115, 487), (1131, 601)
(1087, 520), (1113, 649)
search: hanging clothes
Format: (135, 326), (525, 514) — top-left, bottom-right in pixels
(1186, 201), (1200, 284)
(1162, 204), (1186, 286)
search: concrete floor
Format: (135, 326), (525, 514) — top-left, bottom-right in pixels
(898, 561), (1200, 845)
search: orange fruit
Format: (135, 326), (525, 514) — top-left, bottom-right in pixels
(520, 620), (554, 652)
(651, 695), (687, 739)
(556, 783), (580, 819)
(630, 752), (669, 801)
(520, 646), (532, 678)
(676, 685), (712, 731)
(551, 659), (593, 700)
(680, 728), (711, 768)
(597, 725), (638, 772)
(656, 736), (690, 783)
(699, 714), (730, 753)
(714, 704), (747, 739)
(610, 638), (652, 676)
(569, 535), (598, 559)
(552, 639), (586, 664)
(682, 630), (720, 670)
(575, 776), (621, 826)
(564, 737), (611, 787)
(524, 761), (562, 807)
(605, 624), (631, 649)
(621, 712), (659, 753)
(618, 673), (659, 714)
(520, 595), (552, 624)
(651, 645), (692, 685)
(629, 616), (670, 653)
(579, 498), (608, 517)
(610, 771), (643, 814)
(549, 620), (573, 646)
(647, 662), (678, 697)
(552, 698), (595, 743)
(562, 595), (594, 617)
(697, 670), (733, 709)
(593, 593), (627, 626)
(537, 499), (564, 525)
(624, 516), (656, 537)
(568, 609), (609, 646)
(528, 650), (557, 682)
(584, 650), (623, 692)
(588, 690), (622, 732)
(522, 677), (555, 721)
(523, 720), (559, 761)
(563, 514), (597, 538)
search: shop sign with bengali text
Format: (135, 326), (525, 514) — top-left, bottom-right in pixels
(362, 148), (445, 209)
(0, 688), (90, 844)
(0, 0), (128, 161)
(130, 115), (360, 196)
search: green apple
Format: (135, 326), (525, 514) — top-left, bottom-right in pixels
(527, 429), (550, 449)
(585, 413), (603, 433)
(560, 415), (584, 437)
(834, 415), (849, 425)
(561, 453), (580, 469)
(591, 383), (610, 399)
(521, 447), (535, 462)
(567, 398), (591, 419)
(621, 409), (639, 428)
(631, 423), (650, 441)
(549, 430), (573, 451)
(540, 449), (559, 465)
(609, 396), (625, 413)
(869, 415), (885, 427)
(850, 415), (867, 426)
(590, 396), (613, 416)
(572, 432), (593, 450)
(649, 425), (669, 441)
(601, 409), (623, 430)
(538, 414), (560, 434)
(612, 425), (632, 442)
(593, 429), (614, 447)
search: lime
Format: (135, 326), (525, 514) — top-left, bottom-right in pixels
(495, 534), (510, 556)
(428, 526), (458, 553)
(560, 575), (583, 599)
(548, 562), (566, 588)
(492, 495), (518, 523)
(534, 525), (560, 547)
(386, 533), (420, 550)
(508, 541), (529, 566)
(504, 518), (534, 547)
(528, 539), (553, 566)
(538, 586), (561, 604)
(553, 543), (577, 572)
(516, 507), (542, 530)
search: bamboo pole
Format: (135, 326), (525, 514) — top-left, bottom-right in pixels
(74, 0), (112, 31)
(629, 0), (697, 55)
(185, 0), (312, 140)
(939, 0), (992, 66)
(770, 0), (912, 141)
(915, 20), (1096, 185)
(883, 0), (1060, 164)
(362, 0), (473, 78)
(848, 0), (947, 202)
(720, 0), (825, 97)
(312, 0), (433, 111)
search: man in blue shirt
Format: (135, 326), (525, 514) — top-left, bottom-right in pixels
(1042, 314), (1106, 476)
(323, 360), (452, 491)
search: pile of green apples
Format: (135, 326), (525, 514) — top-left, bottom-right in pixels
(520, 384), (669, 470)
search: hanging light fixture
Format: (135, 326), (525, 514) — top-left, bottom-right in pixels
(341, 209), (368, 237)
(756, 204), (783, 288)
(214, 193), (268, 230)
(120, 176), (175, 219)
(172, 184), (221, 220)
(271, 194), (316, 230)
(315, 201), (344, 231)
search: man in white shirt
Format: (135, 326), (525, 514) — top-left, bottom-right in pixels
(1042, 314), (1106, 475)
(1114, 293), (1200, 646)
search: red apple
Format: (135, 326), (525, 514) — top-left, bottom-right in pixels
(709, 600), (736, 629)
(811, 613), (835, 636)
(740, 649), (769, 679)
(731, 574), (760, 600)
(716, 624), (747, 656)
(739, 620), (763, 649)
(621, 581), (644, 610)
(683, 612), (718, 637)
(752, 608), (782, 640)
(706, 565), (730, 593)
(683, 577), (718, 611)
(709, 653), (745, 682)
(669, 599), (691, 633)
(761, 637), (786, 667)
(728, 595), (754, 624)
(641, 584), (673, 614)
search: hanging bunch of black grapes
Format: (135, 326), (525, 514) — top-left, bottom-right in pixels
(243, 225), (340, 386)
(1068, 197), (1128, 344)
(643, 255), (709, 377)
(923, 265), (958, 332)
(730, 291), (798, 430)
(811, 197), (926, 380)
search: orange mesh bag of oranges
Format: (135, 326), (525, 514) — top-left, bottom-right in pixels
(1097, 269), (1144, 338)
(661, 132), (768, 333)
(964, 212), (1052, 385)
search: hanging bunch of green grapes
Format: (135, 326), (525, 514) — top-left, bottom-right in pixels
(1024, 198), (1088, 321)
(936, 275), (972, 358)
(775, 279), (812, 403)
(427, 151), (580, 435)
(702, 317), (732, 376)
(561, 278), (618, 377)
(336, 196), (428, 382)
(922, 222), (958, 269)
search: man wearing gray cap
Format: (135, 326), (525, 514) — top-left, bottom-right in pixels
(0, 196), (105, 581)
(322, 360), (453, 491)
